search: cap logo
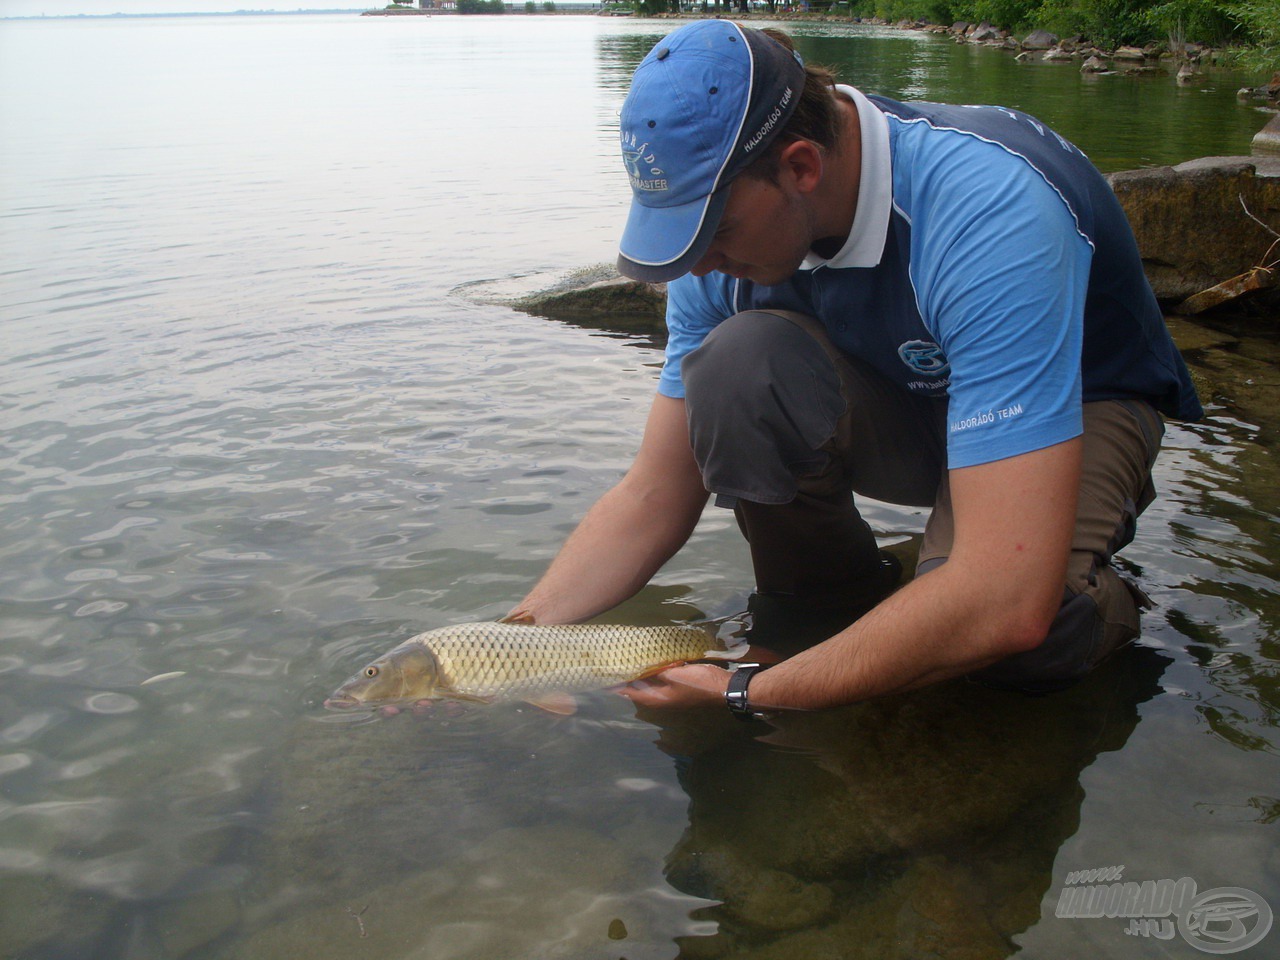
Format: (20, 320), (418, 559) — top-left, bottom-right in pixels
(615, 21), (808, 282)
(621, 132), (668, 193)
(743, 85), (793, 154)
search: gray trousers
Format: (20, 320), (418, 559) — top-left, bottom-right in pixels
(681, 310), (1164, 692)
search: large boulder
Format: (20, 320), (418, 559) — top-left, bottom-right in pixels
(968, 21), (1000, 42)
(1022, 29), (1058, 50)
(1106, 156), (1280, 302)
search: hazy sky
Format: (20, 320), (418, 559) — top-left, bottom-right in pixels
(0, 0), (364, 15)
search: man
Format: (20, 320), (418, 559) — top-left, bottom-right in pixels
(509, 21), (1202, 718)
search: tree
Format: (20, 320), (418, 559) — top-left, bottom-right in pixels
(1230, 0), (1280, 69)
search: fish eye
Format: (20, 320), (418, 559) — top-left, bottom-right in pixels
(364, 666), (379, 678)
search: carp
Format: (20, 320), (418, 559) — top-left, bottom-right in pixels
(324, 620), (733, 715)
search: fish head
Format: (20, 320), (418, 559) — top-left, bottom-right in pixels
(324, 641), (443, 709)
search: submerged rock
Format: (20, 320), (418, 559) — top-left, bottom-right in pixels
(652, 645), (1170, 957)
(674, 848), (837, 932)
(513, 270), (667, 329)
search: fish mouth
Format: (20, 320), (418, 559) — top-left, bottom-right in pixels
(323, 695), (360, 710)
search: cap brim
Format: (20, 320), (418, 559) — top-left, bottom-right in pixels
(616, 187), (731, 284)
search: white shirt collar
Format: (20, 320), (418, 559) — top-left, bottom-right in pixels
(800, 84), (892, 270)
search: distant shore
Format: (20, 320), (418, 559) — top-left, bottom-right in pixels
(0, 9), (365, 20)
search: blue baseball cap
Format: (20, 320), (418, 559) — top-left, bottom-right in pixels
(616, 21), (807, 283)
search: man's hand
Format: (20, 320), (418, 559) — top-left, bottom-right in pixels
(617, 663), (731, 710)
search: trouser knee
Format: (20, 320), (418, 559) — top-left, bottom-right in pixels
(682, 310), (846, 505)
(967, 559), (1146, 693)
(684, 311), (888, 606)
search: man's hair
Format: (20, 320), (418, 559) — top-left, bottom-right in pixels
(741, 28), (844, 184)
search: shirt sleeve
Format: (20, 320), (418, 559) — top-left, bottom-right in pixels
(902, 126), (1092, 469)
(656, 272), (737, 399)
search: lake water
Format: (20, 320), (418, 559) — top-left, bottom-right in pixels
(1, 12), (1276, 960)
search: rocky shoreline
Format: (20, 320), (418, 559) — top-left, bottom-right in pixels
(640, 11), (1280, 98)
(907, 18), (1275, 93)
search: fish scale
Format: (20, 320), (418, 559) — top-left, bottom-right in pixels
(416, 621), (722, 699)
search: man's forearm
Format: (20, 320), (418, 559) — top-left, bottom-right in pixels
(627, 551), (1058, 713)
(745, 559), (1048, 710)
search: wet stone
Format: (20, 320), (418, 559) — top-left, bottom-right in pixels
(688, 849), (836, 932)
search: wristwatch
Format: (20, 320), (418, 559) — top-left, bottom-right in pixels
(725, 663), (770, 721)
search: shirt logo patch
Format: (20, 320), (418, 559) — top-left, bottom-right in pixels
(898, 340), (950, 378)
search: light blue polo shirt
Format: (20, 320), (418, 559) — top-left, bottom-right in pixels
(658, 87), (1201, 469)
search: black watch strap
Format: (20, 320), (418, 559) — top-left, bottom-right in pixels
(725, 663), (769, 721)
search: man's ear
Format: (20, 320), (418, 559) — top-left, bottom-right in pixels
(778, 140), (824, 194)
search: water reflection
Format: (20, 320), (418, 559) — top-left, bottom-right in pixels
(647, 645), (1171, 958)
(594, 21), (1263, 169)
(596, 30), (670, 92)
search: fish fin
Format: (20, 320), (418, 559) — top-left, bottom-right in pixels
(686, 642), (786, 668)
(709, 644), (785, 666)
(500, 610), (536, 625)
(523, 692), (578, 716)
(449, 692), (493, 705)
(632, 661), (688, 681)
